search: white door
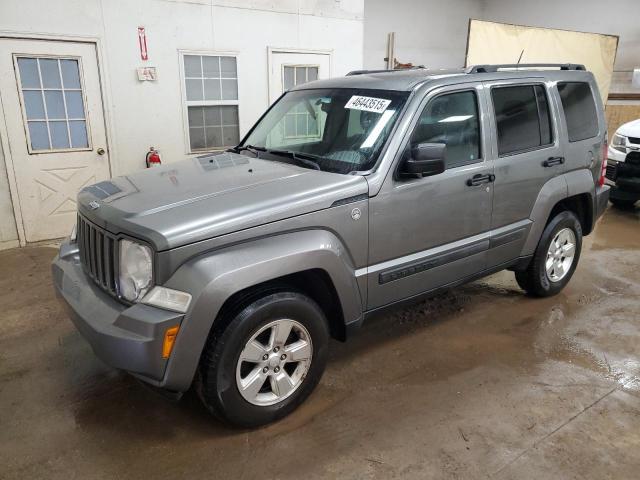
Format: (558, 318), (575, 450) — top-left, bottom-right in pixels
(0, 39), (110, 243)
(268, 50), (331, 104)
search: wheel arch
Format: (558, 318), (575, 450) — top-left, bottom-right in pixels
(158, 229), (363, 392)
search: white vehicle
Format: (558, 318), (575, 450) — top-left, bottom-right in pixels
(606, 119), (640, 208)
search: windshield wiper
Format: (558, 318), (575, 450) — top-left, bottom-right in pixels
(232, 144), (266, 156)
(266, 149), (322, 171)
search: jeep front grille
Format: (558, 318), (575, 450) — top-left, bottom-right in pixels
(77, 214), (118, 297)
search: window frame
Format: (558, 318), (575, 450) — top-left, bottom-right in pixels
(406, 87), (484, 171)
(13, 53), (93, 155)
(556, 81), (599, 143)
(178, 50), (240, 154)
(490, 82), (556, 158)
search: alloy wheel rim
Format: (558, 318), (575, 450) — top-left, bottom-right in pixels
(545, 227), (576, 282)
(235, 319), (313, 406)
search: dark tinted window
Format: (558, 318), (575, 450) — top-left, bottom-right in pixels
(492, 85), (553, 155)
(412, 90), (480, 168)
(558, 82), (598, 142)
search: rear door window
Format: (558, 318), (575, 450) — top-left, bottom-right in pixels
(491, 84), (553, 156)
(557, 82), (598, 142)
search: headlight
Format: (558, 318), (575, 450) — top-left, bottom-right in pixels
(119, 239), (153, 302)
(611, 133), (627, 152)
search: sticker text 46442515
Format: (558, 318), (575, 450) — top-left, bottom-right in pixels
(345, 95), (391, 114)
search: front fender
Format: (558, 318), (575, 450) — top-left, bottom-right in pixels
(158, 229), (363, 391)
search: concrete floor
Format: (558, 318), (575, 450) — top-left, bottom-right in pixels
(1, 205), (639, 480)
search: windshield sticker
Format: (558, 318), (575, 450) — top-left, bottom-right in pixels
(345, 95), (391, 113)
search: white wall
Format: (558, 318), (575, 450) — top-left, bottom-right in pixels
(364, 0), (639, 72)
(0, 140), (18, 248)
(363, 0), (486, 70)
(0, 0), (363, 246)
(482, 0), (639, 72)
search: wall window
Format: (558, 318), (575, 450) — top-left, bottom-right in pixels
(183, 54), (239, 151)
(492, 85), (553, 156)
(16, 57), (89, 152)
(282, 65), (319, 138)
(411, 90), (481, 168)
(557, 82), (598, 142)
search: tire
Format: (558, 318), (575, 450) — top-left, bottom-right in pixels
(197, 290), (329, 428)
(515, 210), (582, 297)
(610, 197), (637, 209)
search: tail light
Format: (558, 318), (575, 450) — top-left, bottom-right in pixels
(599, 137), (607, 187)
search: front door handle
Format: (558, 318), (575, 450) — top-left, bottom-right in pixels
(466, 173), (495, 186)
(542, 156), (564, 167)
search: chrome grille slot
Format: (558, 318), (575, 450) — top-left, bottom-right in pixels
(77, 214), (118, 296)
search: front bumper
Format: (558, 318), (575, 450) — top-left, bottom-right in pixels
(52, 240), (184, 384)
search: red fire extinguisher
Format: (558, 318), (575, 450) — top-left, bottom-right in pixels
(145, 147), (161, 168)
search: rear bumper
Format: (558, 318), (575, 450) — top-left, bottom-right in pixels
(52, 241), (184, 385)
(595, 184), (610, 220)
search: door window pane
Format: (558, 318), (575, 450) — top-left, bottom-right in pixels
(60, 59), (81, 88)
(49, 121), (70, 149)
(28, 121), (49, 150)
(557, 82), (598, 142)
(44, 91), (65, 119)
(17, 58), (40, 88)
(283, 67), (295, 90)
(23, 91), (45, 119)
(17, 56), (90, 152)
(412, 90), (481, 168)
(69, 121), (89, 148)
(64, 91), (85, 118)
(492, 85), (551, 156)
(39, 58), (62, 88)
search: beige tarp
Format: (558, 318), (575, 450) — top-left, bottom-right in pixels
(466, 19), (618, 102)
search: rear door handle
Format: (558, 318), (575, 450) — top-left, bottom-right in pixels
(466, 173), (495, 186)
(542, 156), (565, 167)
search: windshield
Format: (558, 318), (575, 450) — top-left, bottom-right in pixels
(238, 88), (410, 174)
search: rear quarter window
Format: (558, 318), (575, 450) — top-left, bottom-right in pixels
(557, 82), (598, 142)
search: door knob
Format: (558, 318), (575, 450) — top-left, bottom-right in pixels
(97, 147), (106, 155)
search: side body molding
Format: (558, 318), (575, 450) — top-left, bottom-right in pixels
(159, 229), (363, 391)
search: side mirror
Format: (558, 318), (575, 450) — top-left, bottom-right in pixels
(400, 142), (446, 178)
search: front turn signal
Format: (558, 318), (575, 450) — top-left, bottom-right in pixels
(162, 325), (180, 359)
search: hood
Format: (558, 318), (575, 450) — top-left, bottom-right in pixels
(77, 152), (368, 250)
(618, 119), (640, 138)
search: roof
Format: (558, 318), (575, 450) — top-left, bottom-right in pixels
(290, 64), (590, 92)
(291, 68), (467, 92)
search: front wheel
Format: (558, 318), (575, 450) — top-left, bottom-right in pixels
(197, 291), (329, 428)
(515, 211), (582, 297)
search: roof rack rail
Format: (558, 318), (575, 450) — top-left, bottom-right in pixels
(467, 63), (586, 73)
(346, 66), (426, 76)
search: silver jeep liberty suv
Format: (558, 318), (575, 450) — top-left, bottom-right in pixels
(53, 63), (610, 427)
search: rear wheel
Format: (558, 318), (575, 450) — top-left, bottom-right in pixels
(515, 211), (582, 297)
(197, 291), (329, 428)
